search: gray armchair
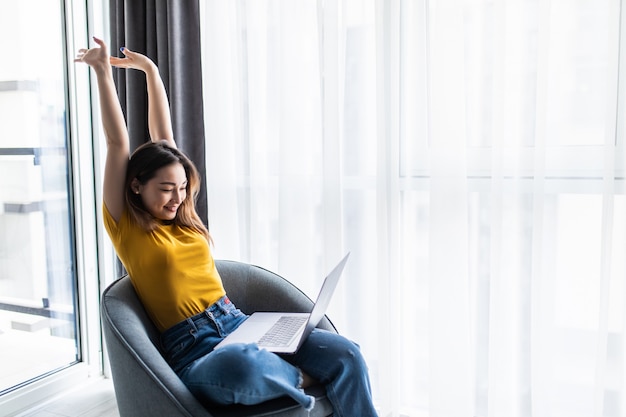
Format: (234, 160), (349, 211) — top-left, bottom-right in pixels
(101, 260), (336, 417)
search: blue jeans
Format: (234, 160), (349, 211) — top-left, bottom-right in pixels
(160, 296), (377, 416)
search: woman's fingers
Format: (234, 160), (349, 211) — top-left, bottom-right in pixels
(92, 36), (106, 49)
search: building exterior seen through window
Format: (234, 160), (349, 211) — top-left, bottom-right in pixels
(0, 0), (79, 393)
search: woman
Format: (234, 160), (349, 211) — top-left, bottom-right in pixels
(75, 37), (377, 416)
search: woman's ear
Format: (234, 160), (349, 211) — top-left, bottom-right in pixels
(130, 178), (141, 194)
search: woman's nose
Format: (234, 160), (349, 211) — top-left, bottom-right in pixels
(172, 189), (183, 203)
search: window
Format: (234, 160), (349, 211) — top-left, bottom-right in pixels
(0, 0), (97, 400)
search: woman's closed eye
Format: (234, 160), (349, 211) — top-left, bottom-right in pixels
(161, 186), (186, 192)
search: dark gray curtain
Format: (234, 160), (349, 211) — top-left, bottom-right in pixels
(109, 0), (208, 227)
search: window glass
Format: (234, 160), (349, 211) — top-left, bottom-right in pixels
(0, 0), (79, 393)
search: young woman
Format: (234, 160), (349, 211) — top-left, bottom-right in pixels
(75, 37), (377, 416)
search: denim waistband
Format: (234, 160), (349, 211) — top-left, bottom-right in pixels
(161, 295), (234, 339)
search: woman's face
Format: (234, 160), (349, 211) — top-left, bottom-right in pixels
(134, 163), (188, 221)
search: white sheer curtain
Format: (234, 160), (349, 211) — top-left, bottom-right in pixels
(200, 1), (626, 416)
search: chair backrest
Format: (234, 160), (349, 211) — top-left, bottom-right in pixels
(215, 260), (337, 331)
(101, 260), (335, 417)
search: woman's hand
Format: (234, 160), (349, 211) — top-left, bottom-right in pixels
(74, 36), (110, 73)
(110, 47), (157, 73)
(110, 46), (173, 146)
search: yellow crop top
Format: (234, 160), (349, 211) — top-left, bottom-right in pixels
(103, 204), (226, 332)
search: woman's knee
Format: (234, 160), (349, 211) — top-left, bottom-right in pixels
(205, 343), (267, 381)
(300, 330), (368, 374)
(309, 330), (362, 357)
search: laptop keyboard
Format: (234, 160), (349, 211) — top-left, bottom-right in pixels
(258, 316), (308, 347)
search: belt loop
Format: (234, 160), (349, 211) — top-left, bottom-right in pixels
(186, 317), (197, 333)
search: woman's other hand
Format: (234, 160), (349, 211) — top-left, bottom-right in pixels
(110, 47), (157, 73)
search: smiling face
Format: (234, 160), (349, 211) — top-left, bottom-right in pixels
(132, 162), (188, 221)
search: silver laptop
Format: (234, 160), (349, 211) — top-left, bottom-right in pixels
(214, 253), (350, 354)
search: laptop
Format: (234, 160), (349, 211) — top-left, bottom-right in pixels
(214, 252), (350, 354)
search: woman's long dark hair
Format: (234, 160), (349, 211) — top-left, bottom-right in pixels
(124, 141), (210, 242)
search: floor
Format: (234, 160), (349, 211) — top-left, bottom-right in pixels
(14, 377), (119, 417)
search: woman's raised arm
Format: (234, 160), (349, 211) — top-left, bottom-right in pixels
(75, 37), (129, 222)
(110, 48), (176, 149)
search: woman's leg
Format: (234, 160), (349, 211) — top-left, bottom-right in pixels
(179, 343), (316, 410)
(286, 329), (378, 417)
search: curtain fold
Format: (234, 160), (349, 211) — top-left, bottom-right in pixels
(426, 2), (473, 414)
(109, 0), (208, 226)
